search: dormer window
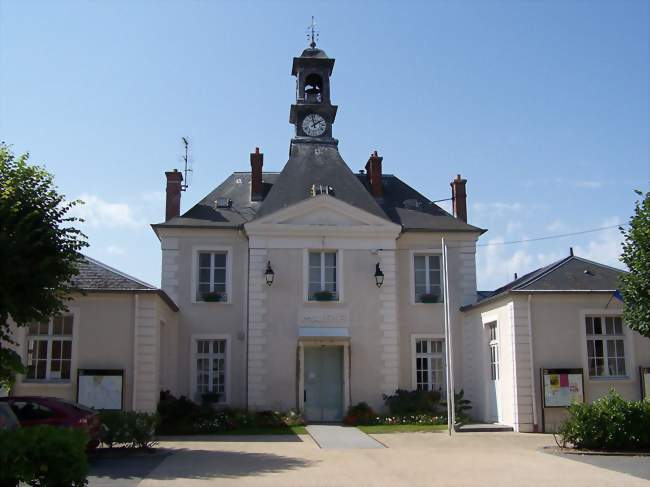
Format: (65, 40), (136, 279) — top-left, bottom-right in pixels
(304, 73), (323, 103)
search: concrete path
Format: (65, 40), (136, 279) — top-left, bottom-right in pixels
(135, 432), (649, 486)
(306, 425), (384, 449)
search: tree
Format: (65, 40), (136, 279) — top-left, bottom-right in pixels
(0, 143), (87, 387)
(619, 190), (650, 338)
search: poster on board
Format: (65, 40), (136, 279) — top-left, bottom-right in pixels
(641, 367), (650, 400)
(77, 369), (124, 410)
(541, 368), (584, 408)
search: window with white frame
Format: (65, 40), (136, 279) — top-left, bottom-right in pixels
(487, 322), (499, 381)
(414, 338), (445, 392)
(414, 254), (443, 303)
(586, 315), (626, 378)
(195, 339), (227, 402)
(26, 315), (73, 381)
(197, 251), (227, 302)
(308, 251), (337, 300)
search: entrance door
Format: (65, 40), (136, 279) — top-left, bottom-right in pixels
(304, 346), (343, 422)
(487, 322), (501, 423)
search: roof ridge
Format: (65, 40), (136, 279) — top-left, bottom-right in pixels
(571, 255), (627, 274)
(513, 255), (573, 290)
(82, 254), (156, 289)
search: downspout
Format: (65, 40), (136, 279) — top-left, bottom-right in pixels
(132, 294), (139, 411)
(527, 294), (538, 431)
(510, 302), (519, 430)
(244, 234), (251, 411)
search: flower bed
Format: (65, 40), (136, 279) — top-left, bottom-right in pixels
(156, 390), (305, 435)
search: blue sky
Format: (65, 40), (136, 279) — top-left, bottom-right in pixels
(1, 1), (648, 289)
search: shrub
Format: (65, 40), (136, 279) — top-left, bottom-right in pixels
(382, 389), (442, 415)
(100, 411), (159, 449)
(558, 390), (650, 451)
(441, 389), (473, 425)
(343, 402), (376, 425)
(0, 425), (88, 486)
(156, 391), (305, 434)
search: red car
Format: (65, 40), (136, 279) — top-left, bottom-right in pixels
(0, 396), (101, 448)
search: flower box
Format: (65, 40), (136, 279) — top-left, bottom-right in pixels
(312, 290), (336, 301)
(419, 293), (440, 303)
(202, 291), (226, 302)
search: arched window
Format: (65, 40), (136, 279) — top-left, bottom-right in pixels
(304, 73), (323, 103)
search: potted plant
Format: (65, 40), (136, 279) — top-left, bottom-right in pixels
(313, 290), (336, 301)
(202, 291), (225, 302)
(419, 293), (440, 303)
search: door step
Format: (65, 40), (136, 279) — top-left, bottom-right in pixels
(456, 423), (514, 433)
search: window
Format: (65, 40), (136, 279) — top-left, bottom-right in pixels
(195, 339), (227, 402)
(197, 251), (227, 302)
(414, 255), (443, 303)
(488, 322), (499, 381)
(586, 315), (626, 378)
(308, 251), (337, 300)
(414, 338), (445, 392)
(26, 315), (73, 381)
(10, 401), (56, 421)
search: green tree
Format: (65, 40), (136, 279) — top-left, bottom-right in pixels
(0, 143), (87, 387)
(619, 190), (650, 338)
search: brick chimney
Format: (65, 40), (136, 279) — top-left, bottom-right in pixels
(451, 174), (468, 222)
(165, 169), (183, 221)
(250, 147), (264, 201)
(365, 150), (383, 198)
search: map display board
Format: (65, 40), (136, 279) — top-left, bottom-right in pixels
(541, 368), (584, 408)
(77, 369), (123, 410)
(641, 367), (650, 400)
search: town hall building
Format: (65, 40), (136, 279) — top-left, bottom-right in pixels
(10, 40), (649, 433)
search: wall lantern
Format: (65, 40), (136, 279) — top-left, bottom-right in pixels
(374, 263), (384, 288)
(264, 261), (275, 286)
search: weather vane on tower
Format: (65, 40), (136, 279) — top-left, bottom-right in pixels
(307, 16), (319, 48)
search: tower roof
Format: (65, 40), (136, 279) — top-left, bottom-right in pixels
(299, 47), (329, 58)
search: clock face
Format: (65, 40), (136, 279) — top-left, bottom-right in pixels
(302, 113), (327, 137)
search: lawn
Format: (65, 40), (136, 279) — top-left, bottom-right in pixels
(357, 424), (447, 434)
(211, 425), (307, 435)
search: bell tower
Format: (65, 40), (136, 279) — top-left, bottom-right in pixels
(289, 18), (338, 143)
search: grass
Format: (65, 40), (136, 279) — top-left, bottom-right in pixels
(357, 424), (448, 434)
(210, 425), (307, 435)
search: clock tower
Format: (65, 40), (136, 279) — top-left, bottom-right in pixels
(289, 36), (338, 143)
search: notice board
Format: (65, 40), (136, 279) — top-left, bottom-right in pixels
(541, 368), (584, 408)
(77, 369), (124, 410)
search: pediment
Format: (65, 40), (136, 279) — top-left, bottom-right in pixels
(279, 207), (369, 226)
(245, 194), (402, 238)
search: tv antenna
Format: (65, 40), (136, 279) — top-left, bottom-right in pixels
(181, 137), (193, 191)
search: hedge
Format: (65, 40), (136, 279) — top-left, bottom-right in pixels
(0, 425), (89, 486)
(99, 411), (159, 449)
(558, 390), (650, 451)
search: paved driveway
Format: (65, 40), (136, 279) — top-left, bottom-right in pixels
(93, 432), (649, 487)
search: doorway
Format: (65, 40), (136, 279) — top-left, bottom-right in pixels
(303, 345), (343, 422)
(486, 321), (501, 423)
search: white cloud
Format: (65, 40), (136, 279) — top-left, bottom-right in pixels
(73, 194), (142, 228)
(105, 245), (126, 256)
(575, 180), (603, 189)
(545, 219), (566, 233)
(573, 217), (625, 269)
(140, 191), (165, 203)
(472, 201), (523, 218)
(506, 220), (523, 235)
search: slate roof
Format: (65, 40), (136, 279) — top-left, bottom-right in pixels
(256, 143), (388, 220)
(462, 254), (626, 311)
(153, 147), (484, 234)
(70, 256), (178, 310)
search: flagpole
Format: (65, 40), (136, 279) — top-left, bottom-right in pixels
(442, 238), (455, 435)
